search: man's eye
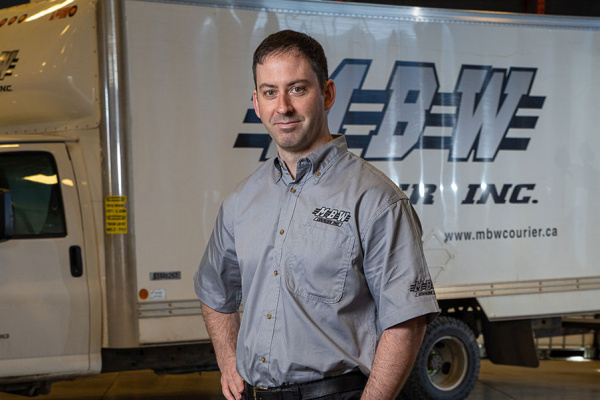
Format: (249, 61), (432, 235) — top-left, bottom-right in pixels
(264, 90), (275, 97)
(291, 86), (304, 94)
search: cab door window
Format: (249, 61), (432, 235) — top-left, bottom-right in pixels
(0, 152), (67, 238)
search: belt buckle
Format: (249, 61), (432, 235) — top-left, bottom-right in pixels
(253, 386), (268, 399)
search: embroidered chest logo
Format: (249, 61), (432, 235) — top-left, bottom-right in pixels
(312, 207), (351, 227)
(410, 279), (435, 297)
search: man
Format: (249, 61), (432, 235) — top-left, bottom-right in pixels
(194, 30), (439, 400)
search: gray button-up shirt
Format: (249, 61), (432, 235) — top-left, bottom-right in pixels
(194, 135), (438, 387)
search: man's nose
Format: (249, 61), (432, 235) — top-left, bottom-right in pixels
(277, 94), (293, 114)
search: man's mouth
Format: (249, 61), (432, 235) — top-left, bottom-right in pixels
(275, 120), (301, 131)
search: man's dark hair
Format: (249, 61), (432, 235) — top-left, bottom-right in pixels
(252, 30), (329, 90)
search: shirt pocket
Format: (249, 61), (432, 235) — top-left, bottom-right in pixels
(284, 224), (355, 303)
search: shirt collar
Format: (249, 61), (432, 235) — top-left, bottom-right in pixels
(272, 135), (348, 184)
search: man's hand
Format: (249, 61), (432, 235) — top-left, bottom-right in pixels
(201, 303), (245, 400)
(361, 315), (427, 400)
(220, 358), (245, 400)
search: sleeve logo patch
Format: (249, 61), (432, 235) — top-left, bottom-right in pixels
(410, 279), (435, 297)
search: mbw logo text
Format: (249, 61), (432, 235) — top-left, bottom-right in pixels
(235, 59), (546, 162)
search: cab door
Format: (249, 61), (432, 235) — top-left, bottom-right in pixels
(0, 143), (91, 379)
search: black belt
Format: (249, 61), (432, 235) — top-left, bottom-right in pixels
(245, 372), (367, 400)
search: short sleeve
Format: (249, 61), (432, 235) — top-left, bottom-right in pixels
(194, 200), (242, 313)
(362, 198), (439, 331)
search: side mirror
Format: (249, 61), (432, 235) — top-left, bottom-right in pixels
(0, 188), (14, 242)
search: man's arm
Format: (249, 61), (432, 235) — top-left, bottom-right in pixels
(201, 303), (245, 400)
(361, 315), (427, 400)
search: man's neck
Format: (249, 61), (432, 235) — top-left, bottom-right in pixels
(278, 134), (334, 180)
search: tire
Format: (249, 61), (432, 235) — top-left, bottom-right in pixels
(398, 316), (480, 400)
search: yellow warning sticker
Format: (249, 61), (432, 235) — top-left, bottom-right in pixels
(105, 195), (127, 234)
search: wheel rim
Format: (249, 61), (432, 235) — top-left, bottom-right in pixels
(426, 335), (469, 391)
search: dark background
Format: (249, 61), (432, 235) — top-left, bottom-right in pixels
(2, 0), (600, 17)
(333, 0), (600, 17)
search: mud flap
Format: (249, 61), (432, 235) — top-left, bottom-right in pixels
(482, 316), (539, 367)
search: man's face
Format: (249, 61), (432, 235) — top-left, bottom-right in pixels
(253, 51), (335, 158)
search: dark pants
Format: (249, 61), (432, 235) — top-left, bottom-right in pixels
(242, 389), (363, 400)
(312, 389), (363, 400)
(242, 372), (366, 400)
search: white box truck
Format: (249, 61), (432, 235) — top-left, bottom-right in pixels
(1, 0), (599, 398)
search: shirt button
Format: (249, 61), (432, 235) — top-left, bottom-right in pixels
(274, 270), (278, 276)
(315, 171), (321, 176)
(267, 314), (272, 319)
(279, 229), (284, 235)
(290, 187), (296, 194)
(261, 357), (266, 363)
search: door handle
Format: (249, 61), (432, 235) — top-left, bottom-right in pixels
(69, 245), (83, 277)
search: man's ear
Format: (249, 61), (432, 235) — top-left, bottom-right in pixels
(253, 90), (261, 119)
(323, 79), (336, 111)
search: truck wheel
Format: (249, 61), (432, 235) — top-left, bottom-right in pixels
(399, 316), (480, 400)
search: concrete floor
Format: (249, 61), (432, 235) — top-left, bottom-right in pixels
(0, 358), (598, 399)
